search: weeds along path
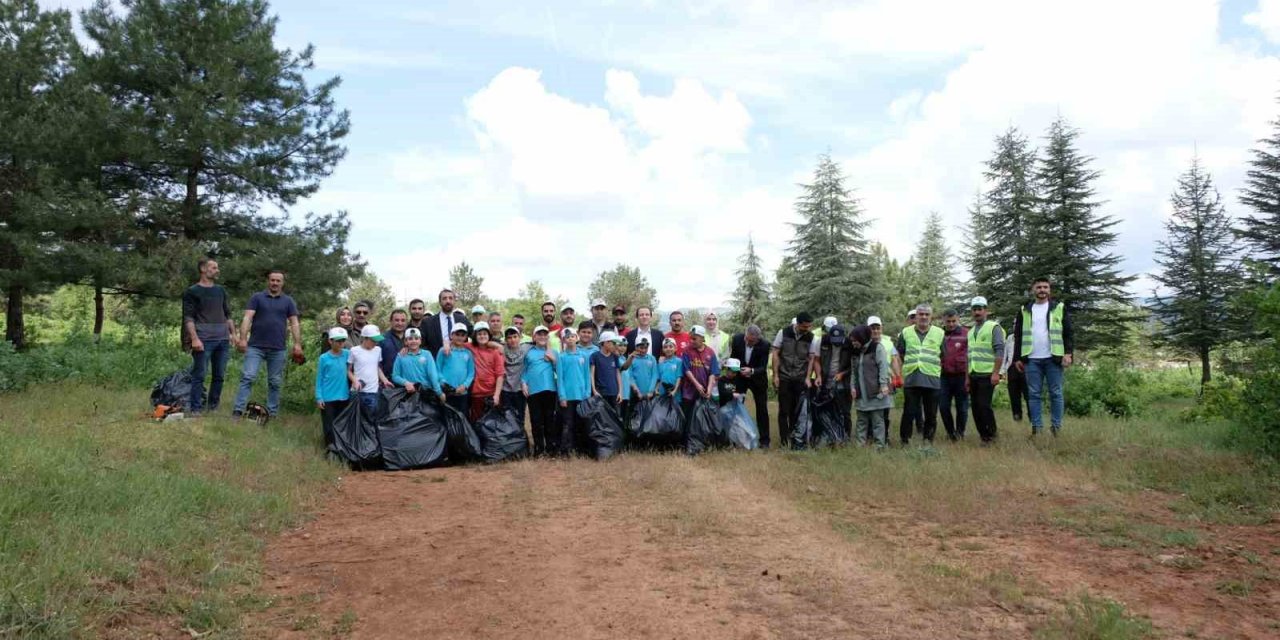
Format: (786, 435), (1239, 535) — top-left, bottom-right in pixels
(253, 454), (1025, 639)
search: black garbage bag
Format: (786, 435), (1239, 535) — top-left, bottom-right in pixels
(686, 398), (727, 456)
(378, 389), (447, 471)
(438, 398), (481, 463)
(719, 401), (760, 450)
(811, 387), (850, 448)
(635, 394), (684, 443)
(150, 370), (193, 408)
(576, 396), (626, 461)
(790, 392), (814, 450)
(330, 398), (383, 470)
(478, 405), (529, 463)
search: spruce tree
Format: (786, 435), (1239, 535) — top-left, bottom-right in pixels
(448, 262), (489, 311)
(1150, 158), (1244, 388)
(1239, 99), (1280, 279)
(728, 236), (769, 330)
(908, 211), (961, 313)
(784, 154), (875, 320)
(970, 127), (1038, 324)
(1029, 117), (1135, 351)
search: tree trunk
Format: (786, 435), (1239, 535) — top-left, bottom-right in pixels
(93, 283), (105, 344)
(6, 284), (25, 351)
(1199, 345), (1212, 395)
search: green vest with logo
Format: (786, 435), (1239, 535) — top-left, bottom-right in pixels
(968, 320), (999, 374)
(1020, 304), (1065, 358)
(900, 325), (944, 377)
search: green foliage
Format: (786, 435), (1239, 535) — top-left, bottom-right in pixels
(1238, 97), (1280, 278)
(447, 261), (490, 311)
(1150, 157), (1244, 387)
(728, 236), (769, 330)
(502, 280), (568, 329)
(1035, 594), (1154, 640)
(586, 263), (658, 315)
(337, 270), (397, 325)
(906, 211), (961, 313)
(0, 333), (187, 393)
(969, 127), (1039, 326)
(1030, 118), (1136, 351)
(1064, 361), (1147, 418)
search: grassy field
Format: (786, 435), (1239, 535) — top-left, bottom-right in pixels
(3, 383), (1278, 638)
(0, 384), (339, 638)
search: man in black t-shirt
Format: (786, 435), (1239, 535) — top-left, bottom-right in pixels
(182, 258), (236, 414)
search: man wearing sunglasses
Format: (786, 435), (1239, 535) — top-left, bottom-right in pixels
(352, 300), (373, 333)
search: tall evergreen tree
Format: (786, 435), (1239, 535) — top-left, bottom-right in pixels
(728, 235), (769, 330)
(784, 154), (875, 320)
(969, 127), (1039, 324)
(907, 211), (961, 313)
(1238, 99), (1280, 279)
(587, 264), (658, 315)
(1150, 158), (1244, 388)
(448, 261), (489, 311)
(1029, 117), (1135, 351)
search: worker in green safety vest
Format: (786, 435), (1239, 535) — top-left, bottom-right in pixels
(894, 303), (947, 447)
(967, 296), (1006, 445)
(1011, 277), (1074, 437)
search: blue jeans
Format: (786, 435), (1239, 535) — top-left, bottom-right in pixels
(233, 347), (286, 416)
(189, 339), (230, 413)
(1025, 358), (1064, 431)
(358, 392), (380, 414)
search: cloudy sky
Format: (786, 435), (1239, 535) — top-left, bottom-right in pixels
(45, 0), (1280, 311)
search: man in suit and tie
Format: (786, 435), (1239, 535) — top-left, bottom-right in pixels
(729, 324), (772, 447)
(424, 288), (471, 356)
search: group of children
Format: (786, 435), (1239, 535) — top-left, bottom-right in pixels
(313, 318), (752, 456)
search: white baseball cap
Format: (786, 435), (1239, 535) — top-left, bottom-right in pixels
(360, 325), (383, 341)
(907, 309), (917, 318)
(690, 325), (707, 337)
(404, 327), (422, 339)
(328, 327), (349, 341)
(473, 321), (491, 333)
(724, 358), (741, 370)
(591, 298), (606, 308)
(636, 335), (652, 346)
(599, 330), (618, 343)
(970, 296), (989, 308)
(823, 316), (838, 329)
(866, 316), (883, 327)
(450, 324), (470, 335)
(560, 326), (577, 338)
(470, 305), (486, 314)
(533, 325), (549, 334)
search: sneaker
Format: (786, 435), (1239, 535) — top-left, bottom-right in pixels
(1012, 414), (1023, 422)
(231, 411), (243, 423)
(1051, 426), (1060, 437)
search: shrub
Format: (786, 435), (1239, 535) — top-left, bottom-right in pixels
(1065, 359), (1147, 418)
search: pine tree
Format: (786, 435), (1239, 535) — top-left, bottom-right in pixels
(970, 127), (1039, 325)
(448, 262), (490, 311)
(587, 264), (658, 315)
(1150, 158), (1244, 388)
(1239, 99), (1280, 279)
(784, 154), (875, 321)
(1029, 117), (1135, 351)
(728, 236), (769, 330)
(908, 211), (961, 314)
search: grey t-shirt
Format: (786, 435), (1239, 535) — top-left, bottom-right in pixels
(182, 284), (231, 341)
(502, 343), (534, 392)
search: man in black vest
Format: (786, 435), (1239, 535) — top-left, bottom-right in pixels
(423, 288), (470, 356)
(729, 324), (772, 447)
(771, 312), (815, 448)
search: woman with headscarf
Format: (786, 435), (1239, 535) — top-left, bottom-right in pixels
(320, 306), (356, 354)
(850, 324), (892, 449)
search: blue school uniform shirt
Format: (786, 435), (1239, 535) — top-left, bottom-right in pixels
(523, 346), (557, 395)
(315, 349), (350, 402)
(659, 357), (684, 388)
(628, 353), (659, 397)
(436, 346), (476, 390)
(618, 354), (633, 401)
(555, 349), (590, 402)
(591, 351), (620, 397)
(392, 349), (442, 394)
(579, 343), (600, 362)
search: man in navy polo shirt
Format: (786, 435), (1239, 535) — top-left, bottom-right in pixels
(233, 269), (303, 419)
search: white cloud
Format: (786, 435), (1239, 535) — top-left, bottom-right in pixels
(1245, 0), (1280, 44)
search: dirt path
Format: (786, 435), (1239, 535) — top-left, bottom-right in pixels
(252, 455), (1026, 639)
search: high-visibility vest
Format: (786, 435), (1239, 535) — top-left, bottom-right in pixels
(968, 320), (999, 374)
(1021, 303), (1065, 357)
(900, 325), (944, 377)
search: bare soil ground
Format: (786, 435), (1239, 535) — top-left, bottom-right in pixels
(251, 453), (1278, 639)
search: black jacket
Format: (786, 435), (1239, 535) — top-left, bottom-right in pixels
(729, 333), (770, 383)
(1010, 299), (1074, 364)
(625, 327), (666, 356)
(422, 310), (471, 356)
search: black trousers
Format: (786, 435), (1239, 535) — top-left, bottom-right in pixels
(777, 378), (807, 449)
(558, 400), (590, 456)
(320, 399), (350, 450)
(1006, 365), (1031, 420)
(500, 390), (527, 422)
(938, 375), (969, 439)
(969, 374), (998, 442)
(900, 386), (939, 443)
(445, 392), (470, 417)
(528, 391), (557, 456)
(736, 375), (771, 447)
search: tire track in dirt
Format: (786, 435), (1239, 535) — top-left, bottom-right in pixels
(252, 455), (1027, 639)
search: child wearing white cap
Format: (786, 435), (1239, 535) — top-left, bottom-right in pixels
(348, 325), (391, 414)
(316, 327), (358, 448)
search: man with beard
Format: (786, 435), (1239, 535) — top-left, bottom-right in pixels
(407, 298), (427, 330)
(665, 311), (692, 357)
(424, 289), (470, 356)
